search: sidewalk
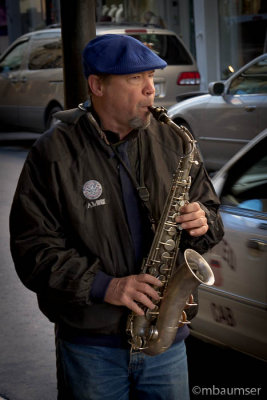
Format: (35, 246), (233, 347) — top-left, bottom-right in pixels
(0, 143), (57, 399)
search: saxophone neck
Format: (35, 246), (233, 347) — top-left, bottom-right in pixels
(149, 106), (195, 156)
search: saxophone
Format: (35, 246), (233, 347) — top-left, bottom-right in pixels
(126, 106), (215, 356)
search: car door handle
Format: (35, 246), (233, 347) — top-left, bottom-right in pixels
(247, 238), (267, 251)
(259, 223), (267, 231)
(245, 105), (256, 112)
(10, 76), (18, 83)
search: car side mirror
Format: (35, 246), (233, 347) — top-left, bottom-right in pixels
(208, 81), (225, 96)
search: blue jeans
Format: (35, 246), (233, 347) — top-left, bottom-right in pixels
(56, 339), (190, 400)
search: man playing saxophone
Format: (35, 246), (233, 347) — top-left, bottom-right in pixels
(10, 34), (224, 400)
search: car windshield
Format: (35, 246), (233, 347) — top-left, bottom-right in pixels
(221, 136), (267, 212)
(130, 34), (192, 65)
(228, 56), (267, 95)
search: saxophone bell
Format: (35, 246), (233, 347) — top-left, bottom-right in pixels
(127, 249), (214, 355)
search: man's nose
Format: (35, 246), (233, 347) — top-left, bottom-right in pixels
(143, 79), (155, 96)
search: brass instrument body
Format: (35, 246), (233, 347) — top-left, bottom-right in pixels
(127, 106), (215, 356)
(128, 249), (214, 356)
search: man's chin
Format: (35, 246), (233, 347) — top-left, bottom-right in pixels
(129, 114), (151, 130)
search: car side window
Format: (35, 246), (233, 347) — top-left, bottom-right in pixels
(221, 136), (267, 213)
(0, 40), (28, 73)
(28, 38), (63, 70)
(228, 57), (267, 95)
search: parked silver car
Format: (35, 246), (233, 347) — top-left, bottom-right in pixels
(168, 54), (267, 172)
(191, 129), (267, 361)
(0, 25), (199, 132)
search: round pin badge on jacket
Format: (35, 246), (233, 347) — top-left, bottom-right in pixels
(83, 180), (103, 200)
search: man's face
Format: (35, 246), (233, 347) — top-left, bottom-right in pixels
(96, 70), (156, 134)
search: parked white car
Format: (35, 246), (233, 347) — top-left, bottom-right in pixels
(168, 53), (267, 172)
(191, 129), (267, 361)
(0, 24), (199, 132)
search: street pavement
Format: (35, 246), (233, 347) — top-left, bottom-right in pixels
(0, 133), (57, 400)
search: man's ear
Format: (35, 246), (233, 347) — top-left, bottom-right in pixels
(88, 75), (104, 96)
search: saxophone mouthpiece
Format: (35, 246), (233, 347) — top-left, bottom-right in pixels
(148, 106), (170, 124)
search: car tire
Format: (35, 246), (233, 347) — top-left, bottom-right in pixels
(46, 106), (62, 130)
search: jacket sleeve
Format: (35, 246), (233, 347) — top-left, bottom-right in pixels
(9, 146), (104, 309)
(179, 151), (224, 254)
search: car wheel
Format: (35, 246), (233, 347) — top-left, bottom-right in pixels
(46, 106), (62, 130)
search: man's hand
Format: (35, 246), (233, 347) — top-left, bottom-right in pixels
(176, 202), (208, 237)
(104, 274), (163, 315)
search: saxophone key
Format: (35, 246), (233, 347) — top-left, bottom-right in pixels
(130, 336), (145, 351)
(146, 306), (159, 321)
(191, 159), (199, 166)
(165, 239), (175, 251)
(157, 274), (166, 283)
(147, 310), (160, 315)
(164, 221), (177, 227)
(147, 326), (159, 341)
(178, 310), (191, 326)
(185, 293), (197, 307)
(161, 251), (173, 261)
(174, 203), (180, 211)
(159, 263), (171, 275)
(148, 266), (158, 276)
(166, 226), (176, 236)
(185, 301), (198, 307)
(170, 212), (179, 220)
(160, 238), (175, 251)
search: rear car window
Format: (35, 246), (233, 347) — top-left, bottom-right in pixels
(130, 34), (192, 65)
(28, 38), (63, 70)
(24, 31), (193, 70)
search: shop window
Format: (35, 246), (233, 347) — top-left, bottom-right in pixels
(218, 0), (267, 79)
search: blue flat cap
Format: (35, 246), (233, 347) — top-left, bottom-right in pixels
(82, 34), (167, 78)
